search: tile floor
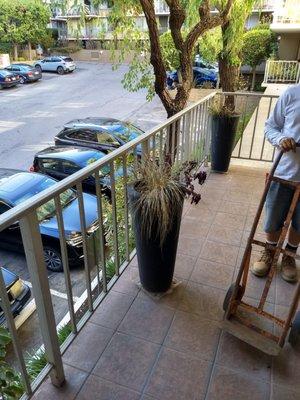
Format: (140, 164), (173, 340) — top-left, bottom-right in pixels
(32, 164), (300, 400)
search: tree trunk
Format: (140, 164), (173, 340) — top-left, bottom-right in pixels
(251, 66), (256, 91)
(13, 44), (18, 61)
(218, 55), (239, 111)
(28, 42), (32, 61)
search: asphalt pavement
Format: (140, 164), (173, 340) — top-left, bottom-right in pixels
(0, 62), (166, 354)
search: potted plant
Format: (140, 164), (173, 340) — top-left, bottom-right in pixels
(210, 96), (240, 173)
(128, 158), (205, 293)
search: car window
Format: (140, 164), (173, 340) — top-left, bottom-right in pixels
(52, 57), (61, 62)
(0, 201), (10, 215)
(68, 129), (119, 145)
(61, 161), (80, 174)
(68, 130), (96, 142)
(5, 66), (12, 71)
(44, 58), (53, 62)
(12, 66), (21, 71)
(95, 131), (119, 145)
(40, 159), (61, 172)
(62, 57), (73, 62)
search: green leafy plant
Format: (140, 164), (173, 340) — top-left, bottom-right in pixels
(0, 327), (23, 400)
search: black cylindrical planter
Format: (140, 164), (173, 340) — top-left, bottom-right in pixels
(129, 186), (183, 293)
(211, 114), (240, 173)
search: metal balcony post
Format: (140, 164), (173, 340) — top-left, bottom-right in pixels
(20, 211), (65, 387)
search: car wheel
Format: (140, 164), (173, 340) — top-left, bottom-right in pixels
(35, 65), (42, 73)
(44, 247), (63, 272)
(57, 66), (64, 75)
(19, 76), (25, 84)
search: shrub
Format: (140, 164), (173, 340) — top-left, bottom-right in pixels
(49, 46), (81, 55)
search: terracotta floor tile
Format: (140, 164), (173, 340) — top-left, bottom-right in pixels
(207, 365), (270, 400)
(93, 333), (159, 392)
(185, 205), (216, 224)
(200, 240), (239, 266)
(207, 223), (243, 246)
(272, 343), (300, 390)
(177, 235), (205, 257)
(224, 189), (253, 204)
(118, 295), (174, 344)
(145, 347), (211, 400)
(174, 253), (197, 280)
(271, 384), (300, 400)
(63, 323), (113, 372)
(76, 375), (140, 400)
(90, 291), (135, 330)
(213, 212), (247, 231)
(190, 258), (234, 290)
(112, 267), (140, 296)
(178, 281), (226, 321)
(180, 217), (211, 237)
(32, 364), (87, 400)
(219, 200), (249, 216)
(215, 331), (272, 382)
(164, 310), (220, 361)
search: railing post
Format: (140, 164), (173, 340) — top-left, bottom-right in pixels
(20, 211), (65, 387)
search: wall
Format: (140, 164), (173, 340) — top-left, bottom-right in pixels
(70, 49), (136, 63)
(0, 54), (10, 68)
(278, 33), (300, 60)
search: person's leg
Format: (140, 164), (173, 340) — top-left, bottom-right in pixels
(281, 200), (300, 283)
(251, 182), (292, 277)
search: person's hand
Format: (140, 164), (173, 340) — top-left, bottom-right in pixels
(279, 137), (296, 152)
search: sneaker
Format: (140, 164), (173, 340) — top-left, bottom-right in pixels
(251, 248), (274, 277)
(281, 254), (298, 283)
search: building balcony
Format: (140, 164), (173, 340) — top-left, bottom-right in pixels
(271, 0), (300, 33)
(2, 90), (300, 400)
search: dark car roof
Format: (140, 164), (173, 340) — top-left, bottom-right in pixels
(0, 169), (50, 205)
(35, 146), (106, 164)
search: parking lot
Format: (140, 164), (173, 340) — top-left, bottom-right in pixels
(0, 61), (166, 354)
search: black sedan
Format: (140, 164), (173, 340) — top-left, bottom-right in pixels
(0, 169), (99, 272)
(5, 63), (42, 84)
(0, 69), (20, 89)
(54, 117), (144, 154)
(0, 267), (31, 325)
(31, 146), (113, 196)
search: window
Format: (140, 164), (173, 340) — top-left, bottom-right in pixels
(68, 129), (97, 142)
(51, 57), (61, 62)
(40, 159), (61, 172)
(12, 66), (21, 71)
(95, 131), (119, 145)
(62, 161), (80, 175)
(68, 129), (119, 145)
(0, 201), (10, 215)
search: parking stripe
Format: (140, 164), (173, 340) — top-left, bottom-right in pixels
(23, 280), (79, 302)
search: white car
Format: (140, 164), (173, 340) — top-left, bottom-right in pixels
(35, 56), (76, 75)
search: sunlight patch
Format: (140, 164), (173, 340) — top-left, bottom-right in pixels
(0, 120), (25, 134)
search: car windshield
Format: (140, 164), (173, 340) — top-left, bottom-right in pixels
(63, 57), (73, 62)
(83, 154), (110, 176)
(104, 122), (143, 142)
(37, 189), (76, 222)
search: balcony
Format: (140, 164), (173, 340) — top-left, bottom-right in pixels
(2, 91), (300, 400)
(271, 0), (300, 33)
(263, 60), (300, 85)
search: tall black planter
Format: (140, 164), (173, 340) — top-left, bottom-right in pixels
(211, 114), (240, 173)
(128, 186), (183, 293)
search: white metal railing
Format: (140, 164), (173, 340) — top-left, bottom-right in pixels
(0, 93), (214, 399)
(263, 60), (300, 85)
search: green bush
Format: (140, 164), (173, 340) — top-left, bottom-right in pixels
(49, 46), (81, 55)
(0, 42), (11, 54)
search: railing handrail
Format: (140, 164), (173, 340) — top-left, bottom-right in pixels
(0, 92), (216, 231)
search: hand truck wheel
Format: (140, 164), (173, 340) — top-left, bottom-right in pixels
(288, 311), (300, 347)
(223, 283), (244, 312)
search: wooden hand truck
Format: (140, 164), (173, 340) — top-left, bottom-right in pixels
(222, 148), (300, 356)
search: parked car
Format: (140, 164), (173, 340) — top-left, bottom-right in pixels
(194, 55), (218, 72)
(30, 146), (113, 196)
(34, 56), (76, 75)
(5, 63), (42, 84)
(54, 117), (144, 154)
(0, 169), (99, 272)
(0, 69), (20, 89)
(0, 267), (31, 325)
(166, 66), (218, 88)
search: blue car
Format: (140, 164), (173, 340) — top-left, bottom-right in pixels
(167, 66), (218, 88)
(5, 63), (42, 84)
(0, 267), (31, 325)
(0, 69), (20, 89)
(0, 169), (99, 272)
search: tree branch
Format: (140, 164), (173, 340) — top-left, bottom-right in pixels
(139, 0), (173, 113)
(185, 0), (233, 53)
(165, 0), (185, 51)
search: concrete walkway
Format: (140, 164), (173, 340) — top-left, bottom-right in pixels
(32, 163), (300, 400)
(232, 85), (290, 161)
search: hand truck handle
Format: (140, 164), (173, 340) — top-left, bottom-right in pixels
(268, 142), (300, 180)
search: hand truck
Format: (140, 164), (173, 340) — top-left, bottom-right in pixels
(222, 148), (300, 356)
